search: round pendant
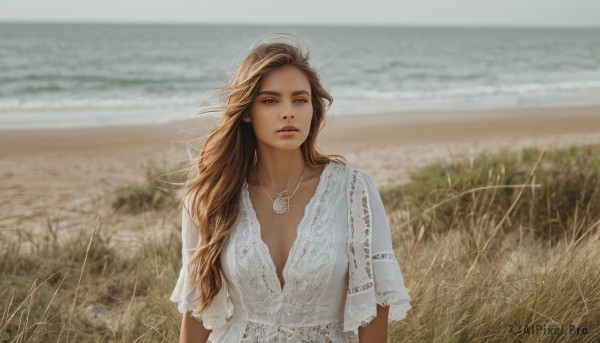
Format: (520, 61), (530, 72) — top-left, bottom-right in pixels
(273, 196), (288, 214)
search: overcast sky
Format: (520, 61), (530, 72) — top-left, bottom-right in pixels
(1, 0), (599, 28)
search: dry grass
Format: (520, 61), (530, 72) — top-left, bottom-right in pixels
(1, 214), (183, 342)
(2, 144), (599, 342)
(385, 143), (600, 342)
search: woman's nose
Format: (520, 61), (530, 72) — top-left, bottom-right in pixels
(280, 100), (295, 119)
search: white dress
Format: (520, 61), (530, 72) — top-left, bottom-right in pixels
(171, 161), (412, 342)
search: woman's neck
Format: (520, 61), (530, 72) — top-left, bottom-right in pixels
(250, 152), (307, 189)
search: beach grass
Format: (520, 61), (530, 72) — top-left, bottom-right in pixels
(383, 143), (600, 342)
(2, 144), (599, 342)
(112, 159), (190, 215)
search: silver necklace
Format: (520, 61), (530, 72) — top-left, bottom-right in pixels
(253, 164), (307, 215)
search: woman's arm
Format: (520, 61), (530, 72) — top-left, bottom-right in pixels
(358, 304), (390, 343)
(179, 312), (212, 343)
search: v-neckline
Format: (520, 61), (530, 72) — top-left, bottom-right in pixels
(242, 161), (333, 295)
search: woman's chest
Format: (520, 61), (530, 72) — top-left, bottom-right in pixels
(249, 188), (315, 284)
(220, 169), (350, 318)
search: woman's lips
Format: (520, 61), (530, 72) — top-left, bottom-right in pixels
(277, 130), (298, 135)
(277, 125), (299, 132)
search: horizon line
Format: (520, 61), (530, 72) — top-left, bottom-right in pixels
(0, 19), (599, 30)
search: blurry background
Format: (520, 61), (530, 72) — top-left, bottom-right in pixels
(1, 1), (600, 342)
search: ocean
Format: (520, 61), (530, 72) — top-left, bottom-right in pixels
(1, 22), (599, 130)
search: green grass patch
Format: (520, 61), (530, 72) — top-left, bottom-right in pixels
(112, 159), (190, 215)
(381, 144), (600, 244)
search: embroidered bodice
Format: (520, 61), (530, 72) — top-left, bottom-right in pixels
(171, 161), (412, 342)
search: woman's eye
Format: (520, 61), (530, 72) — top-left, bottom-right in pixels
(262, 98), (307, 104)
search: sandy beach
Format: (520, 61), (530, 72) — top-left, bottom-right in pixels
(1, 105), (599, 248)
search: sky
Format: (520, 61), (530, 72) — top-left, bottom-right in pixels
(1, 0), (599, 28)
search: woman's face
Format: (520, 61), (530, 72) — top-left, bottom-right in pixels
(243, 64), (313, 152)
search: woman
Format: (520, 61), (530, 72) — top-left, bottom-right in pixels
(171, 33), (412, 342)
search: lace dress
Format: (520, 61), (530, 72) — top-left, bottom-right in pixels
(171, 161), (412, 342)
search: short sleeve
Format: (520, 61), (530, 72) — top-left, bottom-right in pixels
(170, 196), (203, 319)
(169, 196), (234, 332)
(343, 169), (412, 333)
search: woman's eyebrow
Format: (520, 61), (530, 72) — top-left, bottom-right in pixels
(257, 90), (310, 96)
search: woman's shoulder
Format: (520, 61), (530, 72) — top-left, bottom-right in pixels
(329, 161), (372, 184)
(328, 160), (365, 176)
(327, 161), (380, 199)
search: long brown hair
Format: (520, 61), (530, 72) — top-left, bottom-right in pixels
(182, 33), (347, 314)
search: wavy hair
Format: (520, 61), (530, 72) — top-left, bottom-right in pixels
(182, 34), (347, 315)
